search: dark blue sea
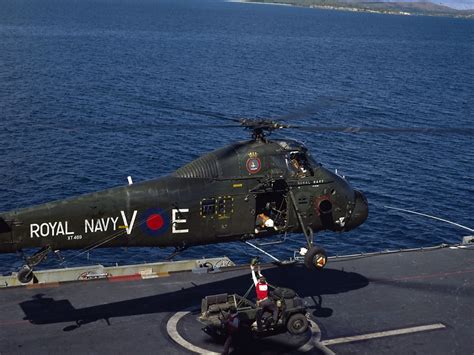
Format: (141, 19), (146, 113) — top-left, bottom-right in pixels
(0, 0), (473, 274)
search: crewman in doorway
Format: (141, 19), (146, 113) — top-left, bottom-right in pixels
(255, 213), (275, 233)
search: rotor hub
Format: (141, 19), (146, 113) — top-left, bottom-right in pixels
(239, 118), (289, 140)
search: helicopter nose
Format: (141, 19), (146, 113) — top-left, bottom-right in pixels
(346, 190), (368, 230)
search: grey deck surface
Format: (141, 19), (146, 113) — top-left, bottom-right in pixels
(0, 245), (472, 354)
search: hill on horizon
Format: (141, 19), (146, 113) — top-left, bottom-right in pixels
(337, 0), (473, 10)
(249, 0), (474, 16)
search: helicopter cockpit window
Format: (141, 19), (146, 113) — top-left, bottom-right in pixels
(288, 152), (313, 178)
(306, 154), (321, 169)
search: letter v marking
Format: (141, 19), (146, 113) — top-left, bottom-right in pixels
(120, 210), (137, 235)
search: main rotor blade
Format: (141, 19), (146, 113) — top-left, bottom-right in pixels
(137, 123), (242, 129)
(26, 122), (243, 133)
(156, 104), (240, 123)
(121, 96), (241, 124)
(290, 126), (474, 134)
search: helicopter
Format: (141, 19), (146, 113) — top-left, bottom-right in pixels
(1, 114), (470, 284)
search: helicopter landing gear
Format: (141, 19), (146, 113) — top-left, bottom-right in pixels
(18, 265), (34, 283)
(303, 246), (328, 270)
(299, 227), (328, 270)
(17, 245), (52, 283)
(288, 191), (328, 271)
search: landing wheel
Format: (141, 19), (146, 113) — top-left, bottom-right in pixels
(304, 246), (327, 270)
(287, 313), (308, 335)
(18, 265), (34, 284)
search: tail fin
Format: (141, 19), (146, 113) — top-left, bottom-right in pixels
(0, 216), (12, 233)
(0, 216), (15, 253)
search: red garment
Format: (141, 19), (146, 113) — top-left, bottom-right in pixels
(256, 282), (269, 300)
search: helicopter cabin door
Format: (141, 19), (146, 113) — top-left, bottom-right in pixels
(254, 190), (287, 235)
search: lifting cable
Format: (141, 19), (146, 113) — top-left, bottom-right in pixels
(237, 282), (255, 308)
(244, 241), (280, 262)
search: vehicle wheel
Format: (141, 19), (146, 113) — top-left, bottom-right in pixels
(18, 265), (34, 283)
(304, 246), (327, 270)
(287, 313), (308, 335)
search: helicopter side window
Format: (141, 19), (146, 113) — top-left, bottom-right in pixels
(201, 197), (233, 218)
(218, 198), (225, 214)
(217, 196), (233, 216)
(201, 198), (216, 217)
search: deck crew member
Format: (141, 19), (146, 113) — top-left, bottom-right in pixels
(222, 306), (240, 355)
(250, 261), (278, 331)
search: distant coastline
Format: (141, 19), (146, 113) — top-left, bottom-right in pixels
(242, 0), (474, 19)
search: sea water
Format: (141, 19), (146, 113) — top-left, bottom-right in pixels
(0, 0), (472, 273)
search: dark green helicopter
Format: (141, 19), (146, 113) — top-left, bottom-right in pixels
(4, 115), (466, 283)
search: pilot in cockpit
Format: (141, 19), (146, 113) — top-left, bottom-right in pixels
(290, 153), (308, 178)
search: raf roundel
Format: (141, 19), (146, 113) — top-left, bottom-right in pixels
(246, 158), (261, 174)
(147, 214), (164, 230)
(141, 208), (170, 236)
